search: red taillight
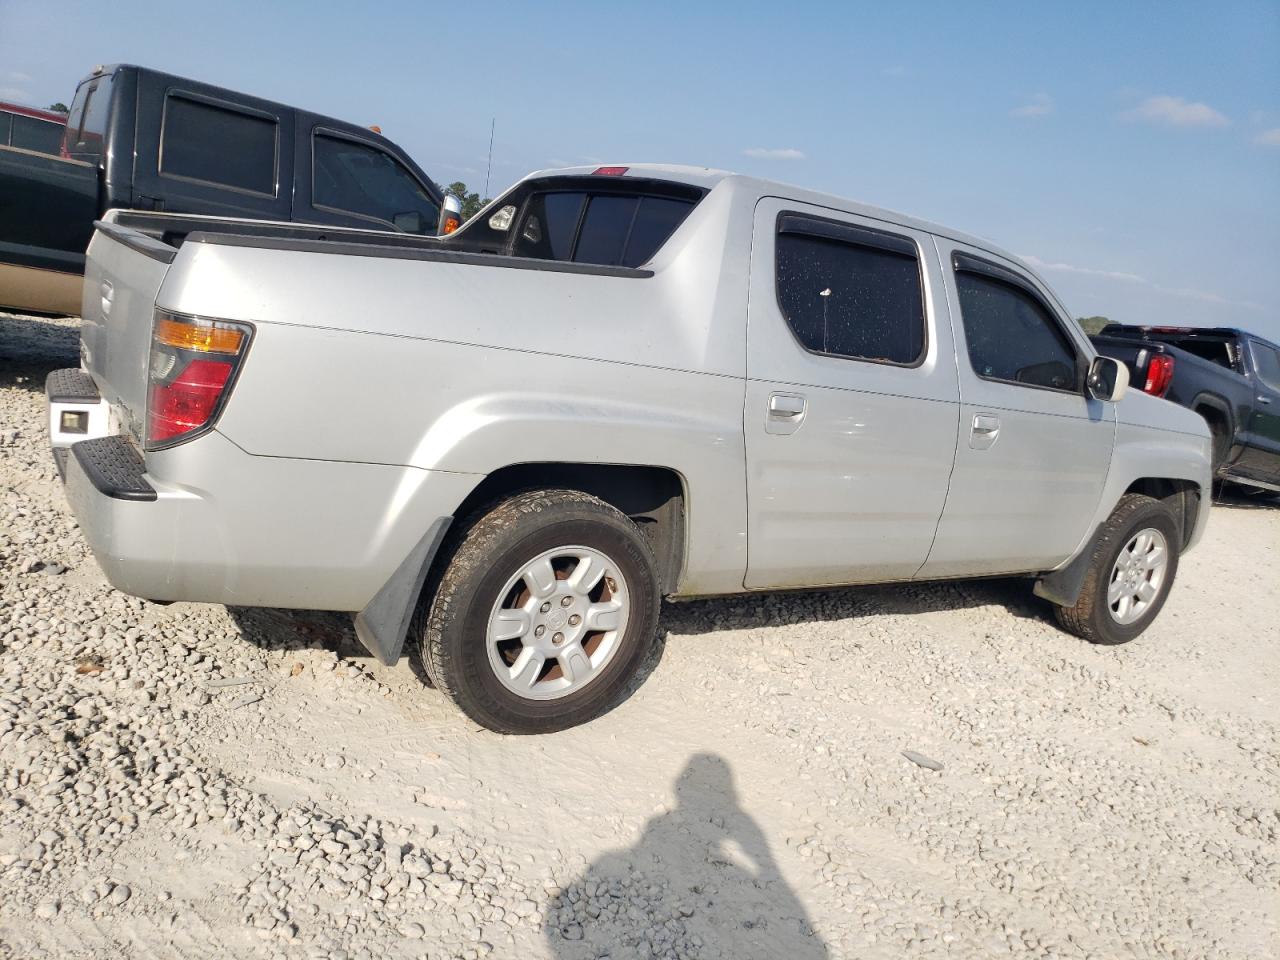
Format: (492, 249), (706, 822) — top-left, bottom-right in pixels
(1143, 354), (1175, 397)
(145, 310), (252, 448)
(592, 166), (629, 176)
(148, 359), (233, 442)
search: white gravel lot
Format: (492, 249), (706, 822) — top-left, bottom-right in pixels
(1, 311), (1277, 960)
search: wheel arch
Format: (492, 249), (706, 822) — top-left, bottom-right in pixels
(450, 462), (689, 596)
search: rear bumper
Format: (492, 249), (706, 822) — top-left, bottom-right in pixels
(49, 372), (479, 610)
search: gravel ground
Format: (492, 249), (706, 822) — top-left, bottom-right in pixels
(1, 311), (1277, 960)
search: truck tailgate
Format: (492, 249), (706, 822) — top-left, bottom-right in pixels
(79, 221), (177, 440)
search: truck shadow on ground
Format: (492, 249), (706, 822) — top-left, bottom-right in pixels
(0, 313), (79, 391)
(226, 576), (1047, 684)
(662, 575), (1049, 637)
(1214, 486), (1280, 511)
(224, 605), (671, 706)
(544, 752), (829, 959)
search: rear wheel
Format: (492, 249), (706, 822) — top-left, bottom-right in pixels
(419, 489), (660, 734)
(1053, 494), (1180, 645)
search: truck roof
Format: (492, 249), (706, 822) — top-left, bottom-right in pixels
(526, 162), (1028, 275)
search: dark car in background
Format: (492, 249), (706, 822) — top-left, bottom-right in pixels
(0, 102), (66, 155)
(1, 64), (446, 315)
(1091, 325), (1280, 492)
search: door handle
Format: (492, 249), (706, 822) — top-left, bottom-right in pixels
(970, 413), (1001, 449)
(1260, 396), (1273, 405)
(768, 393), (806, 419)
(765, 392), (806, 435)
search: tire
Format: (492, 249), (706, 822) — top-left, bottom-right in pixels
(1053, 493), (1181, 646)
(419, 489), (661, 734)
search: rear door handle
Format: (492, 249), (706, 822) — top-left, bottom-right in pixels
(970, 413), (1001, 449)
(768, 393), (806, 418)
(765, 392), (807, 435)
(1260, 396), (1273, 405)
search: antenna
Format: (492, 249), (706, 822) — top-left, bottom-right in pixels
(484, 118), (495, 199)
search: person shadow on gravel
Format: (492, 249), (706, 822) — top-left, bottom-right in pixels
(544, 753), (829, 959)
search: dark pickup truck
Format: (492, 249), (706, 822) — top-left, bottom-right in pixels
(1, 64), (445, 315)
(1091, 325), (1280, 491)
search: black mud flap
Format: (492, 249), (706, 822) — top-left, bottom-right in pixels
(1033, 523), (1103, 608)
(352, 518), (451, 666)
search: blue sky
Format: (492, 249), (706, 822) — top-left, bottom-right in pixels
(3, 0), (1277, 338)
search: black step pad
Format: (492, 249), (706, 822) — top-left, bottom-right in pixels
(46, 368), (100, 404)
(71, 436), (156, 502)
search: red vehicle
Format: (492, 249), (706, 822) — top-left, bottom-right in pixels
(0, 101), (66, 156)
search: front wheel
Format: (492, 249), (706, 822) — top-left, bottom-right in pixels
(419, 489), (661, 734)
(1053, 493), (1181, 645)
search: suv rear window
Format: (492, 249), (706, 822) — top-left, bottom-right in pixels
(161, 94), (278, 195)
(514, 191), (695, 267)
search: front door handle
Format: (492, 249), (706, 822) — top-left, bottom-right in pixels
(970, 413), (1001, 449)
(765, 392), (807, 435)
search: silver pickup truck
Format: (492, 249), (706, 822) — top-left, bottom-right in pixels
(46, 165), (1212, 734)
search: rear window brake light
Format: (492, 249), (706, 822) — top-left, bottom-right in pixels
(592, 166), (629, 176)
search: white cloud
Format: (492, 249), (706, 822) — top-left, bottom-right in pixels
(1020, 254), (1261, 311)
(1255, 128), (1280, 147)
(1122, 95), (1229, 128)
(743, 147), (805, 160)
(6, 71), (33, 84)
(0, 86), (32, 103)
(1011, 94), (1054, 119)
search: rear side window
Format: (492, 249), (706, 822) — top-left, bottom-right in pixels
(955, 270), (1078, 391)
(10, 115), (63, 154)
(0, 113), (11, 147)
(1252, 341), (1280, 392)
(774, 220), (925, 365)
(161, 95), (278, 195)
(65, 75), (113, 162)
(513, 191), (694, 267)
(313, 133), (440, 234)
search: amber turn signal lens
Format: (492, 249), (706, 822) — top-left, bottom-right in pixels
(154, 317), (244, 354)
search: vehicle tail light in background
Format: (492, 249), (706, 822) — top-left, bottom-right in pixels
(1143, 354), (1175, 398)
(592, 166), (629, 176)
(146, 310), (252, 449)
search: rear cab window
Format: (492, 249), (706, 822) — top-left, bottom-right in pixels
(65, 72), (115, 162)
(455, 175), (702, 268)
(161, 93), (278, 195)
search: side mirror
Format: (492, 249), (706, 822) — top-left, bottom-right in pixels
(437, 195), (463, 236)
(1087, 355), (1130, 402)
(392, 210), (426, 234)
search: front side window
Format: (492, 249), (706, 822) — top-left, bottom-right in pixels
(162, 95), (277, 195)
(956, 270), (1078, 391)
(313, 133), (440, 233)
(1252, 341), (1280, 392)
(774, 225), (925, 365)
(10, 115), (63, 154)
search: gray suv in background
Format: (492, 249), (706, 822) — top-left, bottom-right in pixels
(47, 164), (1212, 734)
